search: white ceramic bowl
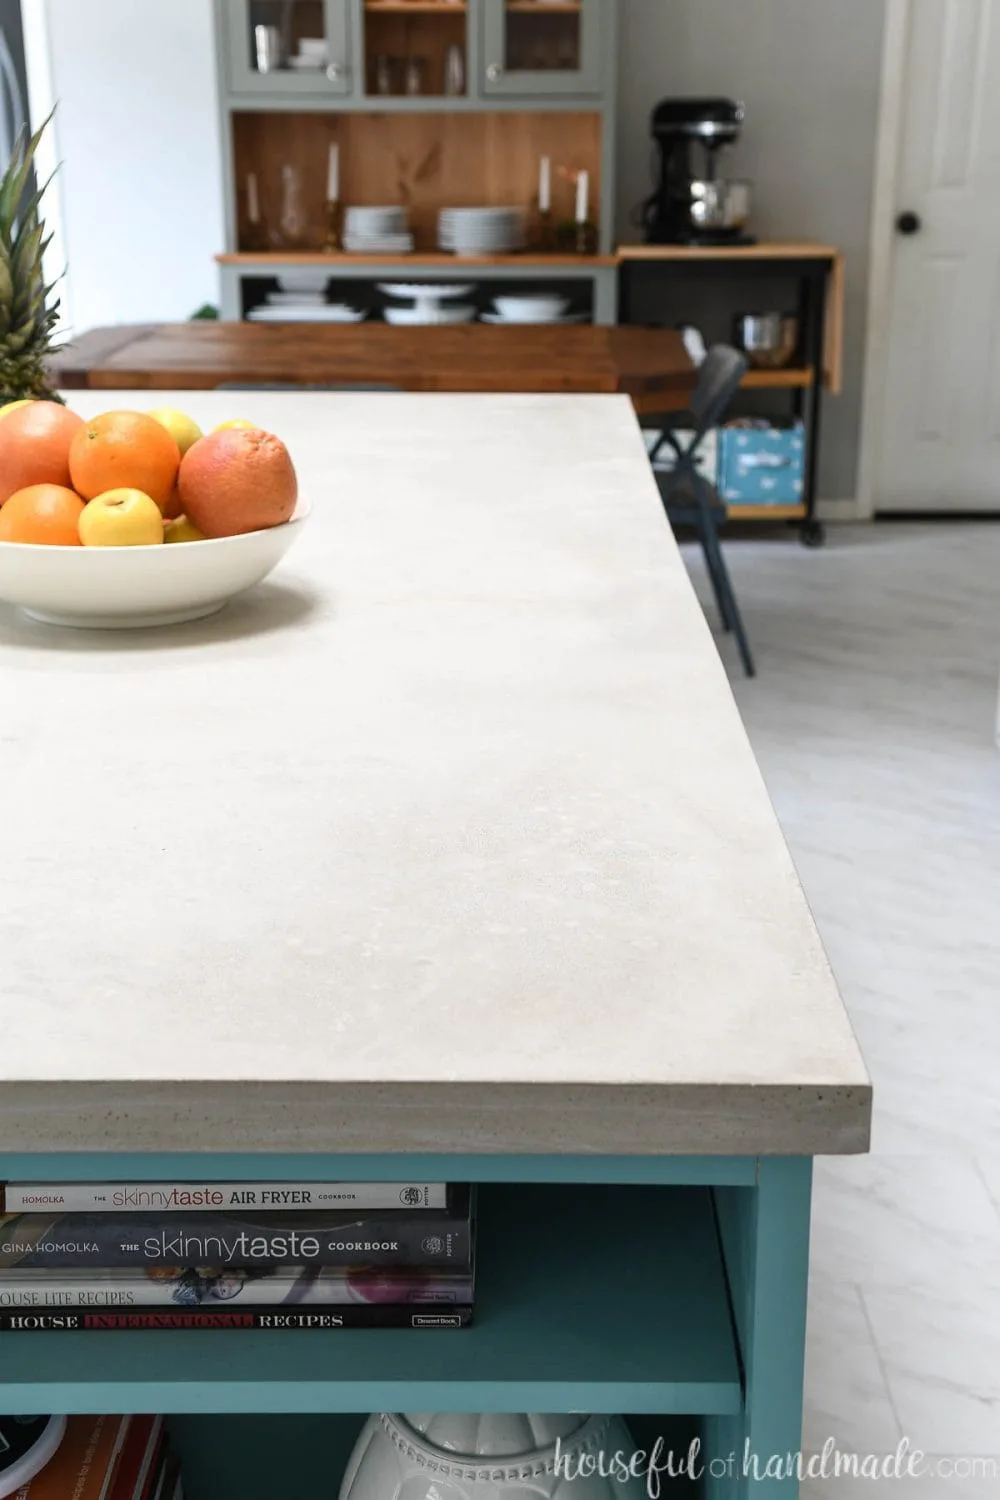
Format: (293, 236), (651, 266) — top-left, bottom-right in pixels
(276, 271), (331, 294)
(0, 504), (309, 629)
(492, 295), (570, 323)
(340, 1414), (646, 1500)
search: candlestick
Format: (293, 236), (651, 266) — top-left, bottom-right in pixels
(538, 155), (551, 214)
(243, 170), (268, 251)
(575, 169), (589, 225)
(574, 219), (598, 255)
(327, 142), (340, 204)
(322, 198), (342, 253)
(535, 206), (555, 252)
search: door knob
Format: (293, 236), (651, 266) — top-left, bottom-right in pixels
(486, 62), (503, 81)
(896, 210), (921, 235)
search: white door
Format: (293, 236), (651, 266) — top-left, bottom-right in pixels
(875, 0), (1000, 511)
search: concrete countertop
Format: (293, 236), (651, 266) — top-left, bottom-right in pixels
(0, 392), (870, 1156)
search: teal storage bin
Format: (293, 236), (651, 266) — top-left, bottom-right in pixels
(718, 424), (805, 506)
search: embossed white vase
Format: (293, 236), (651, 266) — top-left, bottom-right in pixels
(339, 1413), (646, 1500)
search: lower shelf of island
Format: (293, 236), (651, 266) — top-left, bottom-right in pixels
(0, 1185), (741, 1415)
(726, 503), (808, 521)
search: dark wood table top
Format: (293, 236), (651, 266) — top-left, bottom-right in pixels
(51, 322), (695, 404)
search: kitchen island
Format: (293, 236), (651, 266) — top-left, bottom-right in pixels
(0, 392), (870, 1497)
(49, 323), (695, 404)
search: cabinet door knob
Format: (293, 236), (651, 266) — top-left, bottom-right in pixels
(896, 210), (921, 235)
(326, 62), (346, 82)
(486, 62), (503, 81)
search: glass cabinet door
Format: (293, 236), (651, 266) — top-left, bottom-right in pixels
(225, 0), (352, 96)
(481, 0), (603, 96)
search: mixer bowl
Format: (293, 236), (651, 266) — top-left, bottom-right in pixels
(689, 177), (751, 230)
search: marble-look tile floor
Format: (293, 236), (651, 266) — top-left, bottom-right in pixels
(681, 523), (1000, 1495)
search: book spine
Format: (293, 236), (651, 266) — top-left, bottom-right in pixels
(1, 1182), (449, 1213)
(0, 1205), (472, 1269)
(20, 1415), (131, 1500)
(0, 1305), (473, 1331)
(104, 1416), (160, 1500)
(0, 1270), (475, 1307)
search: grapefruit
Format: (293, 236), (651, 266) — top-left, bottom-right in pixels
(177, 428), (297, 538)
(0, 399), (34, 422)
(0, 402), (84, 505)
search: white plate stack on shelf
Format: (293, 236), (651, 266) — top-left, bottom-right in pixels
(379, 282), (477, 326)
(343, 206), (414, 255)
(438, 207), (526, 257)
(288, 37), (329, 70)
(247, 271), (367, 323)
(480, 294), (588, 326)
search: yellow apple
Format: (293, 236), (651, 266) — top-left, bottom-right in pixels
(0, 399), (34, 421)
(79, 489), (164, 546)
(213, 418), (258, 432)
(147, 406), (203, 455)
(164, 514), (206, 544)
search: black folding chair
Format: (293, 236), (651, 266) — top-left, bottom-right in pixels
(647, 344), (755, 678)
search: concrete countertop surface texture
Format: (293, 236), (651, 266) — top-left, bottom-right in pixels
(0, 391), (870, 1156)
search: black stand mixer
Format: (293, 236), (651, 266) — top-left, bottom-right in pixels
(640, 98), (755, 246)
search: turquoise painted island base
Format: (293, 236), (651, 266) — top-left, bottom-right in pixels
(0, 1154), (813, 1498)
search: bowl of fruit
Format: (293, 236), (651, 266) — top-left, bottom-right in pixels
(0, 402), (307, 628)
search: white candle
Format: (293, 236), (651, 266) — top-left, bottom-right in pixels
(247, 171), (260, 224)
(575, 168), (589, 224)
(327, 142), (340, 202)
(539, 155), (551, 213)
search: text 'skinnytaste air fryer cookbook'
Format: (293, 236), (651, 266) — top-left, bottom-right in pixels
(0, 1181), (449, 1213)
(0, 1187), (472, 1269)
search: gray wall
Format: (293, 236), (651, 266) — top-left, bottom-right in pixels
(616, 0), (886, 500)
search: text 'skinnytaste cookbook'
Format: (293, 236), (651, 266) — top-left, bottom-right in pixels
(0, 1187), (472, 1270)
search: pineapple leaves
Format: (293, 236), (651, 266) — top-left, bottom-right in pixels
(0, 108), (62, 401)
(0, 112), (54, 240)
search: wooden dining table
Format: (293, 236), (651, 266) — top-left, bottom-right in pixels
(50, 322), (695, 409)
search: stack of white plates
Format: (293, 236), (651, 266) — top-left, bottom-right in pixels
(344, 206), (414, 255)
(288, 37), (329, 70)
(248, 273), (367, 322)
(379, 282), (476, 325)
(438, 207), (526, 256)
(248, 303), (367, 323)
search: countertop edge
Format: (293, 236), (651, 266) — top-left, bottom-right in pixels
(0, 1080), (873, 1157)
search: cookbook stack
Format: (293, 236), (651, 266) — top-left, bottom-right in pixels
(0, 1414), (181, 1500)
(0, 1179), (474, 1332)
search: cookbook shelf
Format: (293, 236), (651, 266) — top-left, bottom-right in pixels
(0, 1184), (740, 1416)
